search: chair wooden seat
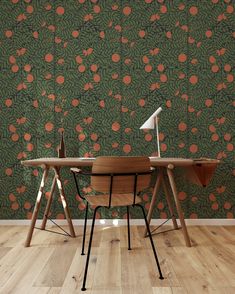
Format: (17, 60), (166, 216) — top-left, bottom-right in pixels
(85, 194), (142, 207)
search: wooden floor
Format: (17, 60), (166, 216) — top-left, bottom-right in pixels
(0, 225), (234, 294)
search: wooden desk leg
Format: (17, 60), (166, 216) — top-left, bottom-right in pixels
(41, 175), (56, 230)
(167, 165), (191, 247)
(162, 177), (179, 230)
(144, 170), (163, 237)
(25, 167), (49, 247)
(54, 167), (76, 238)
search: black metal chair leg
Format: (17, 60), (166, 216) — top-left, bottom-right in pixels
(127, 206), (131, 250)
(81, 201), (88, 255)
(81, 206), (100, 291)
(135, 204), (164, 280)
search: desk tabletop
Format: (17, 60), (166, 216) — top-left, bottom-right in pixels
(21, 157), (94, 167)
(21, 157), (220, 168)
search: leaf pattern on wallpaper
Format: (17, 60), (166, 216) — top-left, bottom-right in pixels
(0, 0), (234, 220)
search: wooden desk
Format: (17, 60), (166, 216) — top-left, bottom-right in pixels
(21, 158), (94, 247)
(21, 157), (219, 247)
(144, 157), (219, 247)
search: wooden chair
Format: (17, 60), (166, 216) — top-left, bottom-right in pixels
(71, 156), (164, 291)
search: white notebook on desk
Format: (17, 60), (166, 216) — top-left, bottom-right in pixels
(79, 157), (96, 160)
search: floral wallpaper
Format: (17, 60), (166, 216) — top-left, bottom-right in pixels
(0, 0), (234, 220)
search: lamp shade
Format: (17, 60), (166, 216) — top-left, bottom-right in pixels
(139, 107), (162, 129)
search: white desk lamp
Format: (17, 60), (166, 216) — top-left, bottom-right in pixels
(140, 107), (162, 157)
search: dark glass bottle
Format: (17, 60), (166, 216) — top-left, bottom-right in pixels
(58, 131), (66, 158)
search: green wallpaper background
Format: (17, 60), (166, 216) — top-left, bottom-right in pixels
(0, 0), (234, 220)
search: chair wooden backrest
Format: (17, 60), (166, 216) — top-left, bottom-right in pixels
(91, 156), (151, 194)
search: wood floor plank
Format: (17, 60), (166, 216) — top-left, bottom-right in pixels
(222, 226), (235, 235)
(0, 247), (12, 261)
(31, 225), (76, 247)
(186, 226), (211, 246)
(60, 248), (86, 294)
(1, 287), (52, 294)
(171, 244), (235, 293)
(91, 227), (121, 293)
(61, 247), (100, 294)
(200, 226), (235, 246)
(34, 246), (77, 287)
(152, 288), (172, 294)
(0, 225), (234, 293)
(47, 287), (62, 294)
(219, 288), (235, 294)
(121, 223), (143, 249)
(148, 226), (184, 248)
(144, 247), (181, 288)
(152, 287), (187, 294)
(199, 245), (235, 287)
(0, 245), (39, 287)
(137, 227), (181, 288)
(91, 288), (121, 294)
(2, 247), (53, 293)
(161, 246), (208, 292)
(0, 226), (31, 247)
(0, 247), (53, 293)
(121, 230), (155, 294)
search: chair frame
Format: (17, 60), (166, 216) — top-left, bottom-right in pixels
(72, 167), (164, 291)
